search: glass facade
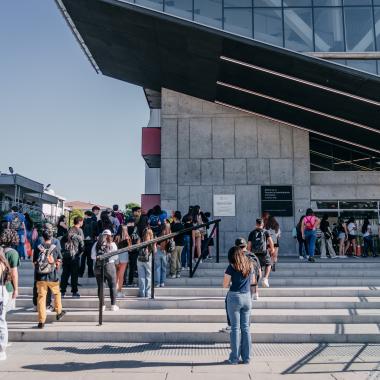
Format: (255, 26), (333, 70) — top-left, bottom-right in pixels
(126, 0), (380, 75)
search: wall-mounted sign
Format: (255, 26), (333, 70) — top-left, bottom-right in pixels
(261, 186), (293, 217)
(213, 194), (236, 217)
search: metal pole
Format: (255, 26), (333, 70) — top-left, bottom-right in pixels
(151, 250), (155, 299)
(216, 222), (220, 264)
(189, 233), (193, 278)
(98, 260), (104, 326)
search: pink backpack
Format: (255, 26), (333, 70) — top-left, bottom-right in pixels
(304, 216), (316, 230)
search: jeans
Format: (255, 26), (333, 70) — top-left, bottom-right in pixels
(170, 246), (183, 276)
(137, 259), (152, 297)
(0, 286), (9, 354)
(79, 241), (95, 277)
(127, 251), (138, 285)
(304, 230), (317, 258)
(226, 291), (252, 363)
(95, 262), (117, 306)
(181, 235), (191, 268)
(60, 254), (80, 294)
(155, 248), (167, 285)
(297, 237), (308, 257)
(36, 281), (62, 323)
(320, 236), (336, 258)
(17, 233), (26, 259)
(363, 236), (375, 256)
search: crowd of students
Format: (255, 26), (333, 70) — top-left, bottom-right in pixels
(295, 209), (379, 261)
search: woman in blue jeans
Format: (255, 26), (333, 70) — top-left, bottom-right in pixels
(223, 246), (256, 364)
(301, 208), (320, 263)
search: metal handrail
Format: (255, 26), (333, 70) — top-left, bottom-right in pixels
(96, 218), (221, 325)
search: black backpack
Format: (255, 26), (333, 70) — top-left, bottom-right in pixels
(251, 229), (267, 255)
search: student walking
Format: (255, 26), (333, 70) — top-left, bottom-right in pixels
(362, 218), (377, 257)
(301, 209), (320, 263)
(247, 218), (274, 288)
(170, 211), (184, 279)
(266, 216), (281, 270)
(0, 249), (11, 360)
(137, 228), (156, 298)
(92, 230), (119, 311)
(319, 214), (337, 259)
(60, 217), (84, 298)
(33, 229), (66, 329)
(114, 225), (131, 297)
(79, 211), (98, 278)
(223, 246), (256, 365)
(5, 206), (26, 260)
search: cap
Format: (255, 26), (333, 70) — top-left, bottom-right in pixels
(235, 237), (247, 247)
(102, 229), (112, 236)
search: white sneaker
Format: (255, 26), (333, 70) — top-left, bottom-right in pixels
(170, 275), (176, 279)
(219, 326), (231, 333)
(252, 293), (260, 301)
(181, 267), (186, 271)
(262, 278), (270, 288)
(32, 306), (37, 312)
(102, 305), (106, 312)
(160, 283), (165, 288)
(110, 305), (119, 312)
(0, 352), (6, 361)
(299, 256), (304, 260)
(176, 274), (181, 278)
(117, 292), (124, 298)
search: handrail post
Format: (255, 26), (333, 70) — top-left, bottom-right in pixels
(151, 250), (155, 299)
(98, 259), (104, 326)
(189, 233), (193, 278)
(216, 221), (220, 264)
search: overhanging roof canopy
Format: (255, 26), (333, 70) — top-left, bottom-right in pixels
(60, 0), (380, 153)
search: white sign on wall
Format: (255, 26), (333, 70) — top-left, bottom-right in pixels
(213, 194), (236, 217)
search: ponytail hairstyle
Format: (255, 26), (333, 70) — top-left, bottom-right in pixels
(227, 246), (251, 278)
(0, 247), (12, 284)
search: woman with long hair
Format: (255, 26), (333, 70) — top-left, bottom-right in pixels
(223, 246), (255, 364)
(266, 216), (281, 269)
(0, 247), (12, 360)
(155, 222), (171, 287)
(345, 217), (358, 256)
(91, 230), (119, 311)
(301, 208), (320, 263)
(56, 215), (68, 238)
(137, 228), (156, 298)
(337, 217), (348, 258)
(296, 216), (308, 259)
(114, 225), (131, 297)
(97, 211), (114, 235)
(362, 218), (376, 257)
(191, 205), (204, 263)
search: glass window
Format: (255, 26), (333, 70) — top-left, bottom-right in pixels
(165, 0), (193, 19)
(254, 0), (281, 6)
(254, 8), (283, 47)
(344, 0), (372, 5)
(346, 59), (378, 75)
(375, 8), (380, 50)
(344, 7), (375, 51)
(314, 0), (342, 5)
(135, 0), (164, 11)
(284, 8), (313, 51)
(224, 8), (253, 38)
(283, 0), (312, 6)
(194, 0), (223, 28)
(314, 7), (344, 52)
(225, 0), (251, 6)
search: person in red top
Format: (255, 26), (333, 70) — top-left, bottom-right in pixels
(301, 208), (320, 263)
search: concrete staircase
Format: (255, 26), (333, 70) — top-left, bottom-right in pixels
(7, 258), (380, 343)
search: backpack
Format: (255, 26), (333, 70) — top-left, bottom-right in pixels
(94, 242), (110, 269)
(304, 216), (316, 230)
(36, 244), (56, 275)
(83, 219), (95, 240)
(167, 238), (175, 254)
(10, 213), (22, 231)
(138, 246), (152, 262)
(149, 215), (161, 235)
(251, 229), (267, 255)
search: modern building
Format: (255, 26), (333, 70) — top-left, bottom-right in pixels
(57, 0), (380, 255)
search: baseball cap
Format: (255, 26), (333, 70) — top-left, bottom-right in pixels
(102, 229), (112, 236)
(235, 237), (247, 247)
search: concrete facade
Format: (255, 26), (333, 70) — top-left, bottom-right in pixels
(160, 89), (311, 256)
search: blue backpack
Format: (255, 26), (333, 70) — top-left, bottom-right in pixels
(149, 215), (161, 235)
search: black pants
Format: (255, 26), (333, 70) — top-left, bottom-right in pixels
(79, 241), (94, 277)
(33, 279), (51, 307)
(95, 262), (117, 306)
(60, 254), (80, 294)
(128, 251), (138, 285)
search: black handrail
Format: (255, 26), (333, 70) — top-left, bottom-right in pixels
(96, 218), (221, 325)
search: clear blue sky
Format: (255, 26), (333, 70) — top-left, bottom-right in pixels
(0, 0), (149, 208)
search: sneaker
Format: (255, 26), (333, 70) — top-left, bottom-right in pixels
(46, 307), (52, 313)
(32, 306), (37, 312)
(262, 278), (270, 288)
(176, 274), (181, 278)
(72, 293), (81, 298)
(37, 322), (45, 329)
(56, 310), (66, 321)
(160, 283), (165, 287)
(110, 305), (119, 312)
(181, 267), (186, 271)
(0, 352), (7, 361)
(219, 326), (231, 333)
(61, 293), (66, 298)
(47, 305), (55, 312)
(170, 275), (176, 279)
(308, 257), (315, 263)
(299, 256), (304, 260)
(117, 292), (125, 298)
(102, 305), (106, 312)
(252, 293), (260, 301)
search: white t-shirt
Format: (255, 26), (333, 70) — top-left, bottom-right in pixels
(91, 241), (118, 263)
(347, 223), (357, 236)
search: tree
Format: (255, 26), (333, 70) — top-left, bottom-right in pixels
(125, 202), (140, 219)
(68, 208), (84, 227)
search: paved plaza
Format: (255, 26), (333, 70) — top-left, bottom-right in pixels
(1, 342), (379, 379)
